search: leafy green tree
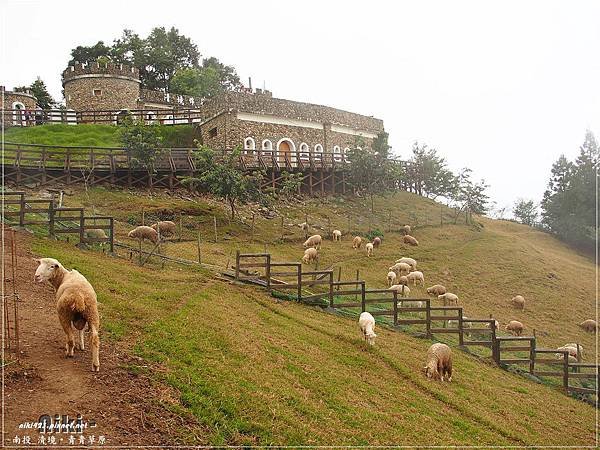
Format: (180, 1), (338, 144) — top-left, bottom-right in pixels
(200, 57), (242, 92)
(450, 168), (490, 224)
(170, 66), (221, 98)
(15, 78), (56, 109)
(69, 41), (112, 65)
(184, 147), (263, 219)
(408, 142), (456, 199)
(513, 199), (538, 225)
(119, 118), (164, 175)
(280, 171), (304, 196)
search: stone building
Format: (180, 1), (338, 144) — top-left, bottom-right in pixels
(0, 86), (38, 127)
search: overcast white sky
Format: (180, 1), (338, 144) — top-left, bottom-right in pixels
(1, 0), (599, 212)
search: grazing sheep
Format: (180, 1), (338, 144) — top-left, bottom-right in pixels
(389, 262), (411, 276)
(151, 220), (177, 237)
(302, 247), (319, 264)
(84, 228), (107, 240)
(387, 271), (397, 287)
(128, 225), (159, 244)
(485, 319), (500, 331)
(505, 320), (524, 336)
(389, 284), (411, 297)
(372, 237), (382, 248)
(423, 343), (453, 382)
(426, 285), (446, 296)
(401, 224), (411, 235)
(438, 292), (459, 305)
(358, 312), (377, 346)
(395, 257), (417, 271)
(34, 258), (100, 372)
(403, 235), (419, 246)
(332, 229), (342, 242)
(510, 295), (525, 310)
(406, 271), (424, 286)
(303, 234), (322, 249)
(365, 242), (374, 257)
(352, 236), (363, 249)
(397, 275), (409, 286)
(579, 319), (597, 333)
(555, 345), (581, 359)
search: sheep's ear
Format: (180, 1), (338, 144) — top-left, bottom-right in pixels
(33, 258), (41, 264)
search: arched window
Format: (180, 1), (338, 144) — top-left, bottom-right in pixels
(299, 143), (310, 161)
(343, 147), (351, 163)
(12, 102), (25, 126)
(244, 137), (256, 155)
(262, 139), (273, 156)
(314, 144), (323, 161)
(333, 145), (342, 162)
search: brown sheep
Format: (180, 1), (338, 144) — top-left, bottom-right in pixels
(510, 295), (525, 310)
(423, 343), (453, 382)
(403, 235), (419, 246)
(128, 225), (159, 244)
(505, 320), (524, 336)
(352, 236), (362, 249)
(397, 275), (409, 286)
(579, 319), (597, 333)
(302, 247), (319, 264)
(34, 258), (100, 372)
(426, 284), (447, 296)
(372, 237), (382, 248)
(151, 220), (177, 237)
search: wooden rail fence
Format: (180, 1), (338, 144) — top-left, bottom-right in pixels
(235, 250), (598, 400)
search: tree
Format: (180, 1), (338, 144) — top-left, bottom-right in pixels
(450, 168), (490, 224)
(184, 146), (263, 219)
(119, 118), (164, 175)
(170, 66), (221, 98)
(513, 199), (538, 225)
(69, 41), (112, 65)
(15, 77), (56, 109)
(409, 142), (456, 199)
(200, 57), (242, 92)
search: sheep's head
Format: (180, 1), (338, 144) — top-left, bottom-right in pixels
(127, 230), (136, 238)
(423, 364), (440, 380)
(366, 331), (377, 346)
(34, 258), (62, 283)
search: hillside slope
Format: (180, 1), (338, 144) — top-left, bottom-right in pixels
(22, 235), (596, 446)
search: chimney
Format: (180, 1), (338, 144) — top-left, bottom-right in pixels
(248, 77), (252, 91)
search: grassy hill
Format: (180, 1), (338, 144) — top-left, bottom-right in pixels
(30, 233), (596, 446)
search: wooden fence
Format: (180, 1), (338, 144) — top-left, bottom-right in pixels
(234, 250), (598, 400)
(2, 191), (114, 252)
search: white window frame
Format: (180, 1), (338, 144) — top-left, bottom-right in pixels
(262, 139), (273, 156)
(244, 137), (256, 155)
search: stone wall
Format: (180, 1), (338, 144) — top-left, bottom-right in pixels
(64, 77), (140, 112)
(1, 87), (38, 127)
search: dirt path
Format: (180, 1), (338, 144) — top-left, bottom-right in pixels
(3, 228), (196, 448)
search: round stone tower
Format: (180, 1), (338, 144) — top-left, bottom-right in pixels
(62, 62), (141, 111)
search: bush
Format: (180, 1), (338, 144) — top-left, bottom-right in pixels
(365, 229), (384, 241)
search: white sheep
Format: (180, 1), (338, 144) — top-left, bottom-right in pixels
(505, 320), (524, 336)
(389, 262), (411, 276)
(389, 284), (411, 297)
(332, 230), (342, 241)
(397, 275), (409, 286)
(34, 258), (100, 372)
(510, 295), (525, 310)
(403, 235), (419, 246)
(387, 271), (397, 287)
(579, 319), (597, 333)
(406, 271), (424, 286)
(303, 234), (322, 249)
(426, 285), (446, 296)
(365, 242), (374, 257)
(302, 247), (319, 264)
(352, 236), (362, 249)
(84, 228), (107, 240)
(358, 311), (377, 345)
(401, 224), (411, 235)
(438, 292), (459, 305)
(128, 225), (159, 244)
(423, 343), (453, 381)
(151, 220), (177, 237)
(555, 345), (582, 360)
(395, 257), (417, 271)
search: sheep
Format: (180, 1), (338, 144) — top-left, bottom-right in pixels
(302, 247), (319, 264)
(485, 319), (500, 331)
(332, 229), (342, 242)
(505, 320), (524, 336)
(84, 228), (107, 240)
(397, 275), (409, 286)
(389, 262), (411, 276)
(395, 257), (417, 271)
(298, 222), (309, 232)
(303, 234), (322, 250)
(34, 258), (100, 372)
(447, 317), (471, 336)
(358, 312), (377, 346)
(510, 295), (525, 310)
(387, 271), (397, 287)
(579, 319), (597, 333)
(389, 284), (411, 297)
(423, 343), (453, 382)
(150, 220), (177, 237)
(372, 237), (382, 248)
(406, 271), (424, 286)
(555, 345), (581, 360)
(352, 236), (362, 249)
(401, 224), (411, 235)
(365, 242), (374, 257)
(438, 292), (459, 305)
(128, 225), (159, 244)
(403, 235), (419, 246)
(426, 284), (446, 296)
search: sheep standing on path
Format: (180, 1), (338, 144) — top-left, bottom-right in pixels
(403, 235), (419, 246)
(387, 271), (397, 287)
(34, 258), (100, 372)
(303, 234), (322, 250)
(358, 312), (377, 345)
(505, 320), (524, 336)
(579, 319), (597, 333)
(151, 221), (177, 237)
(128, 225), (159, 244)
(372, 237), (382, 248)
(302, 247), (319, 264)
(332, 230), (342, 242)
(407, 271), (424, 286)
(510, 295), (525, 310)
(365, 242), (374, 257)
(426, 285), (446, 296)
(423, 343), (453, 382)
(352, 236), (362, 249)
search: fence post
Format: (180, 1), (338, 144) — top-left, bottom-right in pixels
(458, 308), (464, 346)
(425, 299), (431, 338)
(529, 337), (536, 374)
(360, 282), (366, 312)
(297, 264), (302, 301)
(213, 216), (218, 243)
(79, 210), (85, 245)
(328, 271), (334, 308)
(235, 250), (240, 280)
(393, 290), (398, 326)
(337, 266), (341, 290)
(48, 201), (55, 238)
(562, 352), (569, 393)
(19, 193), (25, 227)
(265, 254), (271, 291)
